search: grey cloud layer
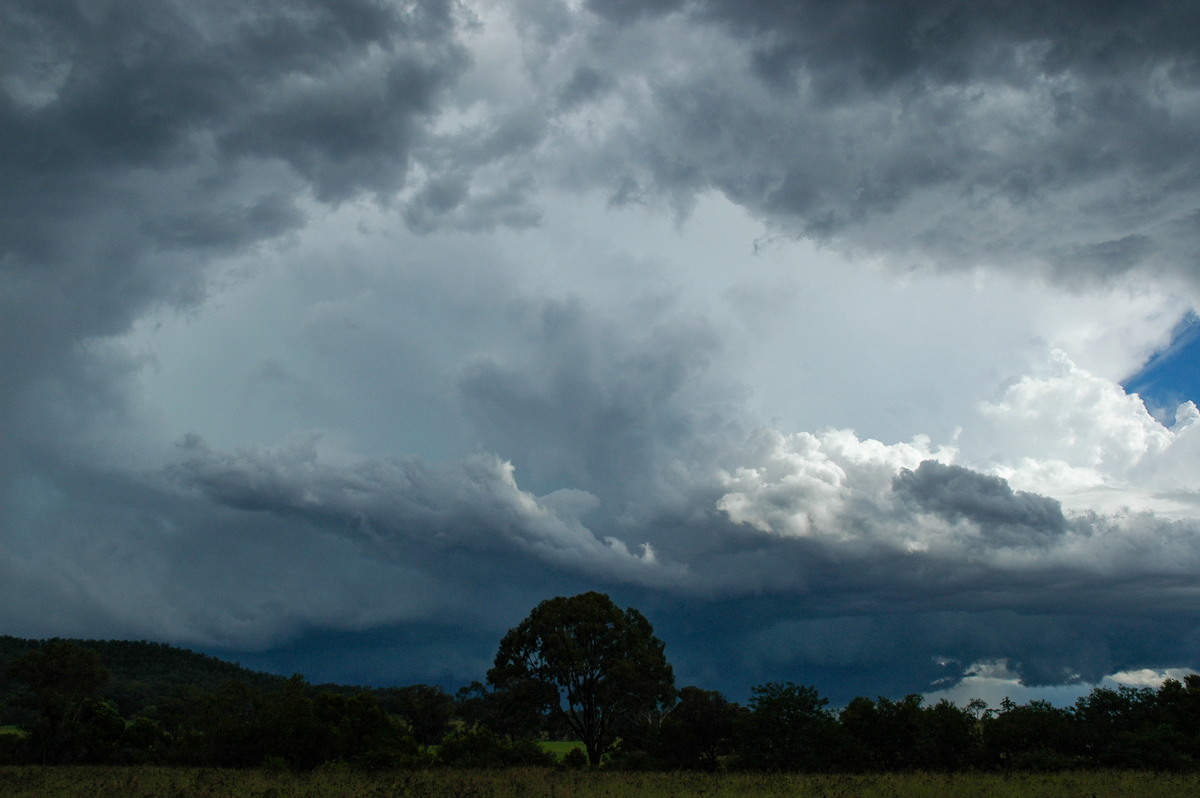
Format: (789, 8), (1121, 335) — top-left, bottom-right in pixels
(4, 0), (1200, 698)
(475, 0), (1200, 286)
(6, 0), (1196, 396)
(142, 421), (1200, 691)
(171, 433), (672, 583)
(0, 0), (465, 436)
(2, 0), (462, 212)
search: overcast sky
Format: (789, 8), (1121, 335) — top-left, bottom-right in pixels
(3, 0), (1200, 704)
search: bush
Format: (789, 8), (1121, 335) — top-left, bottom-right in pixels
(437, 729), (554, 768)
(561, 747), (589, 769)
(0, 732), (27, 765)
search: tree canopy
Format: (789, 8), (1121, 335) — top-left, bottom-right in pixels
(9, 617), (1200, 772)
(7, 641), (113, 763)
(487, 591), (675, 765)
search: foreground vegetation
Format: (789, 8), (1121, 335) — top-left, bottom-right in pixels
(5, 767), (1200, 798)
(6, 594), (1200, 774)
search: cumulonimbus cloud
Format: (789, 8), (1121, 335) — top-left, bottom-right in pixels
(705, 356), (1200, 617)
(4, 0), (1200, 700)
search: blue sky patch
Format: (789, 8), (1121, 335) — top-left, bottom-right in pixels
(1124, 312), (1200, 426)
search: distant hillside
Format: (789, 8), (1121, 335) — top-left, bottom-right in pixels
(0, 636), (288, 722)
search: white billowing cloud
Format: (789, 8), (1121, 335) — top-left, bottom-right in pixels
(1107, 668), (1199, 688)
(711, 406), (1200, 588)
(713, 428), (1071, 564)
(717, 428), (953, 541)
(969, 351), (1200, 516)
(981, 350), (1174, 471)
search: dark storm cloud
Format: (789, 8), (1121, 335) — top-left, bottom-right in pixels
(0, 0), (469, 479)
(552, 0), (1200, 285)
(402, 104), (548, 232)
(142, 193), (307, 252)
(150, 371), (1200, 695)
(169, 432), (674, 584)
(1, 0), (464, 246)
(893, 460), (1067, 547)
(585, 0), (686, 26)
(680, 429), (1200, 692)
(697, 1), (1200, 96)
(218, 42), (458, 204)
(585, 0), (1200, 108)
(655, 605), (1200, 702)
(0, 0), (465, 320)
(6, 0), (1200, 702)
(555, 65), (613, 111)
(0, 0), (531, 664)
(2, 432), (650, 658)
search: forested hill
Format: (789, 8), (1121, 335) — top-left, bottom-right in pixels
(0, 635), (288, 720)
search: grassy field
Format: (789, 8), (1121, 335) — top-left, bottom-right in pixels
(3, 767), (1200, 798)
(541, 740), (587, 759)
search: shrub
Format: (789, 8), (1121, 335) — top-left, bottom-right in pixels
(561, 747), (589, 769)
(436, 728), (554, 768)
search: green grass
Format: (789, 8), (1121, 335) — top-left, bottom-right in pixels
(3, 767), (1200, 798)
(0, 726), (24, 736)
(540, 740), (586, 760)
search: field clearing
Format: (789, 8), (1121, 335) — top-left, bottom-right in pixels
(3, 767), (1200, 798)
(541, 740), (586, 759)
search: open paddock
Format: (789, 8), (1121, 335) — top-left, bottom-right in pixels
(3, 767), (1200, 798)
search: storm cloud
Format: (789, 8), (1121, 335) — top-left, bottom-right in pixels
(585, 0), (1200, 286)
(4, 0), (1200, 701)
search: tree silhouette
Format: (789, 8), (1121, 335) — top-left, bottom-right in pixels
(8, 641), (111, 763)
(737, 682), (839, 771)
(488, 592), (675, 765)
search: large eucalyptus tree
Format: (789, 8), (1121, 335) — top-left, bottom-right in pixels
(488, 592), (675, 765)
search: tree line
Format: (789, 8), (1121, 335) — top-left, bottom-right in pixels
(4, 593), (1200, 771)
